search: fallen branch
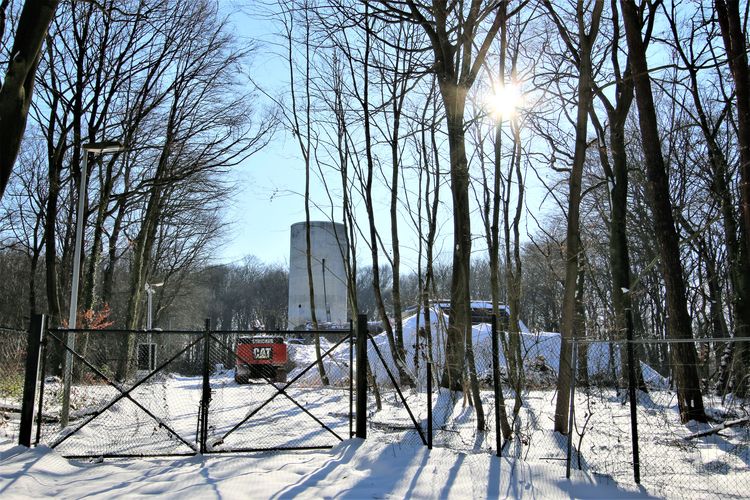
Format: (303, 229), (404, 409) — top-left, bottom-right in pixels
(1, 403), (65, 423)
(685, 417), (750, 440)
(0, 403), (22, 414)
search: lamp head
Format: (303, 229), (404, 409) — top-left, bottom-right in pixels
(145, 282), (164, 292)
(83, 140), (125, 154)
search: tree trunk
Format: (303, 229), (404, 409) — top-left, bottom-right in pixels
(620, 0), (706, 422)
(44, 152), (63, 328)
(0, 0), (60, 201)
(551, 0), (603, 434)
(464, 322), (485, 429)
(388, 70), (410, 387)
(715, 0), (750, 396)
(574, 253), (588, 387)
(591, 54), (647, 391)
(116, 181), (163, 380)
(28, 243), (41, 317)
(484, 13), (514, 438)
(102, 194), (127, 305)
(419, 83), (442, 410)
(715, 0), (750, 261)
(505, 116), (525, 414)
(439, 81), (470, 393)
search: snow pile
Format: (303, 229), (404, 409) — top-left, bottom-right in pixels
(286, 338), (351, 386)
(357, 309), (663, 387)
(280, 308), (668, 389)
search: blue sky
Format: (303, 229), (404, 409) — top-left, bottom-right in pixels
(216, 3), (554, 271)
(218, 6), (303, 266)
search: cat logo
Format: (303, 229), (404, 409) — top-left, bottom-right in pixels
(235, 336), (288, 384)
(253, 346), (272, 360)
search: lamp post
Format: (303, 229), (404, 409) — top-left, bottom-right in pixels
(145, 282), (164, 331)
(61, 140), (125, 427)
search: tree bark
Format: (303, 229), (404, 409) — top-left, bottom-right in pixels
(620, 0), (706, 423)
(548, 0), (603, 434)
(439, 82), (470, 393)
(481, 9), (514, 438)
(387, 43), (411, 387)
(715, 0), (750, 396)
(0, 0), (60, 201)
(505, 116), (525, 413)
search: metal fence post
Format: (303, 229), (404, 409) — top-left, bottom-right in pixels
(355, 314), (367, 439)
(19, 314), (45, 447)
(199, 318), (211, 453)
(427, 361), (433, 450)
(349, 319), (354, 438)
(491, 314), (502, 457)
(627, 338), (641, 483)
(566, 338), (578, 479)
(35, 331), (49, 446)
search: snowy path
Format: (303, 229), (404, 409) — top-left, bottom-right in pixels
(5, 373), (747, 497)
(0, 438), (654, 499)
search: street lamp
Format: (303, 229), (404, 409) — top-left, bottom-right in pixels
(145, 282), (164, 331)
(61, 140), (125, 427)
(143, 282), (164, 372)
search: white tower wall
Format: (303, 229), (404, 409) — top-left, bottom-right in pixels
(288, 221), (349, 329)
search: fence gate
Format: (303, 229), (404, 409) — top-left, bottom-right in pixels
(202, 328), (354, 453)
(34, 323), (353, 458)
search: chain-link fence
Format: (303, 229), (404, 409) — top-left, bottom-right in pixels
(9, 312), (750, 496)
(32, 325), (353, 458)
(569, 337), (750, 498)
(0, 326), (27, 441)
(363, 319), (568, 460)
(37, 328), (205, 457)
(205, 330), (353, 452)
(362, 314), (749, 498)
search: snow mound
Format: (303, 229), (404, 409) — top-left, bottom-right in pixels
(363, 309), (662, 387)
(281, 308), (666, 389)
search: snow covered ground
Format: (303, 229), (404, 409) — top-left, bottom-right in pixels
(4, 370), (747, 498)
(0, 437), (653, 499)
(371, 385), (750, 498)
(31, 373), (352, 456)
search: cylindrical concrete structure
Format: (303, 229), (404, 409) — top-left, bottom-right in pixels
(288, 221), (349, 329)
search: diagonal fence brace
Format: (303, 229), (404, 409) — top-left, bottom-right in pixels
(46, 330), (201, 453)
(367, 332), (427, 446)
(213, 333), (351, 447)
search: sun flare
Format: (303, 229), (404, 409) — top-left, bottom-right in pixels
(487, 82), (523, 120)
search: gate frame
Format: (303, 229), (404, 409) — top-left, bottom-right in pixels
(204, 326), (354, 453)
(24, 314), (427, 457)
(43, 328), (202, 457)
(19, 314), (45, 447)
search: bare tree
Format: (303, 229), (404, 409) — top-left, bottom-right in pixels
(114, 0), (274, 379)
(277, 0), (329, 384)
(619, 0), (706, 423)
(366, 0), (527, 433)
(714, 0), (750, 396)
(542, 0), (604, 434)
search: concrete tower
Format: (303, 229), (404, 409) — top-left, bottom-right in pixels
(288, 221), (349, 329)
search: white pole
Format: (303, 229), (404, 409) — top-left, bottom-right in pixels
(61, 150), (89, 427)
(147, 285), (153, 331)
